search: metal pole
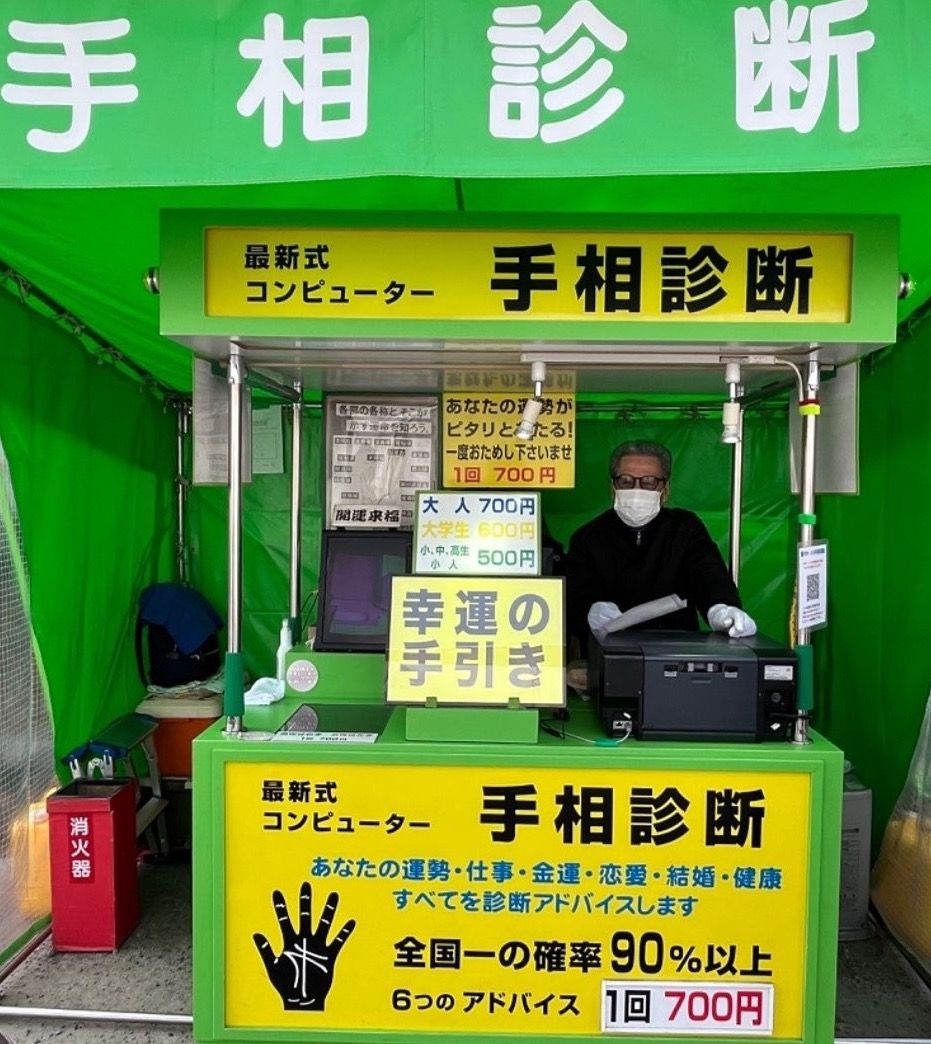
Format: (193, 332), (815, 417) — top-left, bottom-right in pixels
(0, 1013), (903, 1041)
(722, 362), (744, 583)
(242, 366), (301, 402)
(288, 384), (303, 640)
(729, 406), (744, 583)
(0, 926), (50, 985)
(793, 357), (820, 746)
(0, 1005), (192, 1025)
(174, 401), (190, 585)
(225, 343), (245, 734)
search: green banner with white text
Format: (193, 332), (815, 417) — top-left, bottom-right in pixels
(1, 0), (929, 188)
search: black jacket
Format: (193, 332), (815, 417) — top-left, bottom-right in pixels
(565, 507), (741, 647)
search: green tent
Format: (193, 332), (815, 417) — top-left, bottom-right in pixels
(1, 1), (930, 887)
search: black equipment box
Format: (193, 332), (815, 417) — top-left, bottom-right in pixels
(588, 630), (797, 742)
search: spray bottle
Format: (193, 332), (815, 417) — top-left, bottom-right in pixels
(275, 618), (292, 681)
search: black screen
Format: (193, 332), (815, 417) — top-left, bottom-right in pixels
(315, 530), (413, 652)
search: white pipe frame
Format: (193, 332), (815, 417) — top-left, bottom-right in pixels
(225, 342), (244, 735)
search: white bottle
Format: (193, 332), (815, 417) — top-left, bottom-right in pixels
(275, 619), (292, 681)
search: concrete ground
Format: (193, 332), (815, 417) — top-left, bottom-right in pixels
(837, 930), (931, 1038)
(0, 861), (191, 1044)
(0, 861), (929, 1043)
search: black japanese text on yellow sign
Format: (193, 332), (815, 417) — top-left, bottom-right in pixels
(386, 576), (564, 706)
(206, 229), (851, 325)
(443, 392), (576, 489)
(226, 763), (810, 1037)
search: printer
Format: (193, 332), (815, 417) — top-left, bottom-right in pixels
(588, 630), (797, 742)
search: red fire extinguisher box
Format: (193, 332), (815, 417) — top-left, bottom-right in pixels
(47, 778), (139, 951)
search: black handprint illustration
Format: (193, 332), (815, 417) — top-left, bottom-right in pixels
(253, 881), (356, 1011)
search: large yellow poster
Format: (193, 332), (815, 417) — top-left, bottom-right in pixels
(225, 763), (810, 1037)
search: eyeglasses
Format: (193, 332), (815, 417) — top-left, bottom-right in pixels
(612, 474), (667, 491)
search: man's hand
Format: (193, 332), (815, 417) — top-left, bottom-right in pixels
(253, 882), (356, 1011)
(707, 603), (757, 638)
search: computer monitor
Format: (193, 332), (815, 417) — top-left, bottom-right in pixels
(315, 529), (413, 652)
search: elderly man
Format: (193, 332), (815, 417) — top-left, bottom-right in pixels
(565, 440), (756, 652)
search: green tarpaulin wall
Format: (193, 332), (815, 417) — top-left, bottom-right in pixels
(0, 290), (175, 761)
(818, 320), (931, 847)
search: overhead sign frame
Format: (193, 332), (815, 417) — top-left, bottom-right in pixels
(160, 211), (898, 349)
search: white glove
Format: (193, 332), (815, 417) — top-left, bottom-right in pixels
(588, 601), (622, 634)
(707, 603), (757, 638)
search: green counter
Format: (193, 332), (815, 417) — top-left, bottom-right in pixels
(193, 696), (842, 1044)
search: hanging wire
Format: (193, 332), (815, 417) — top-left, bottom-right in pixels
(897, 291), (931, 346)
(859, 289), (931, 378)
(774, 359), (805, 400)
(1, 268), (31, 304)
(0, 259), (173, 400)
(587, 399), (786, 419)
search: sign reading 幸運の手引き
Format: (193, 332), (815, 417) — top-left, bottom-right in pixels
(386, 576), (564, 707)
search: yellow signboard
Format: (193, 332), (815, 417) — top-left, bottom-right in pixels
(443, 369), (577, 393)
(225, 763), (810, 1037)
(442, 391), (576, 489)
(386, 576), (564, 707)
(205, 227), (851, 324)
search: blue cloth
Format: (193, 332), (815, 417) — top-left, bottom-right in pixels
(138, 583), (222, 654)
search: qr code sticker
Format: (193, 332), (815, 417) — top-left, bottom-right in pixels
(806, 573), (820, 601)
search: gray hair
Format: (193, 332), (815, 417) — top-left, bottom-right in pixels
(609, 441), (673, 481)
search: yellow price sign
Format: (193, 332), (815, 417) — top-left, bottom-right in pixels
(442, 391), (576, 489)
(386, 576), (564, 706)
(225, 763), (810, 1037)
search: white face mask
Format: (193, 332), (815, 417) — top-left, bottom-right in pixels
(614, 488), (662, 528)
